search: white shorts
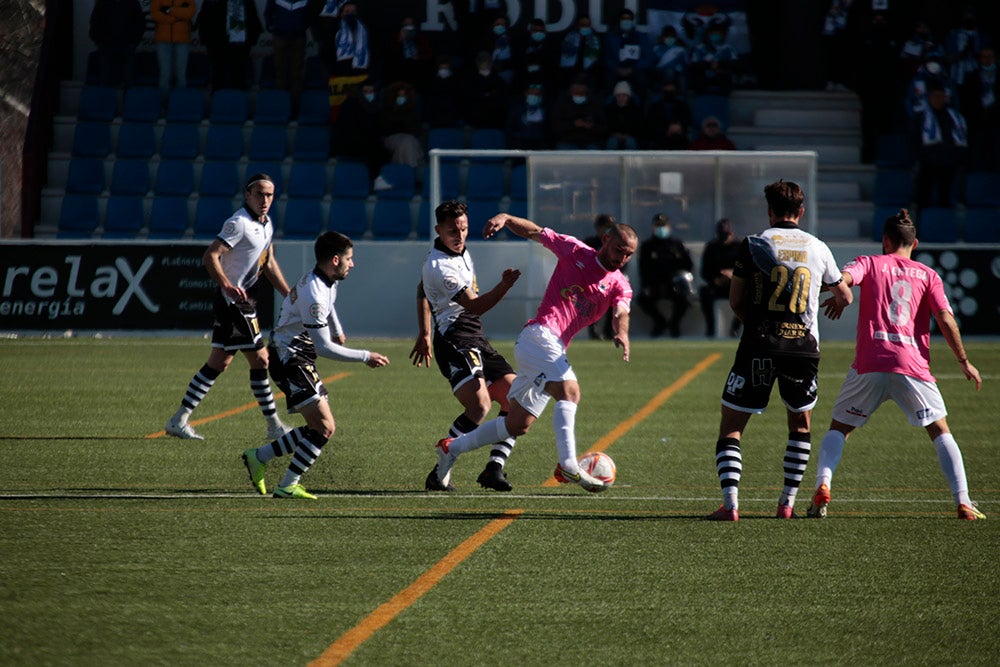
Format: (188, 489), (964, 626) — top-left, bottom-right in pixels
(829, 368), (947, 428)
(508, 324), (577, 417)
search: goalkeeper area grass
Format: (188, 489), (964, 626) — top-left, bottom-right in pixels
(1, 337), (997, 665)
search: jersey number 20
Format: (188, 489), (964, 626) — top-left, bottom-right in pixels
(768, 266), (812, 314)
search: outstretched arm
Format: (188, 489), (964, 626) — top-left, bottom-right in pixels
(934, 309), (981, 391)
(409, 281), (433, 367)
(612, 304), (630, 362)
(483, 212), (544, 242)
(456, 268), (522, 317)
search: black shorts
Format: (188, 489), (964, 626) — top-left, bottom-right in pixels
(721, 345), (820, 414)
(267, 345), (328, 413)
(433, 333), (514, 392)
(211, 291), (265, 352)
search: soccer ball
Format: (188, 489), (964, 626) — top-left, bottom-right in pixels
(578, 451), (616, 492)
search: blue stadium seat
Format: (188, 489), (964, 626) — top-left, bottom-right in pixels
(148, 197), (192, 238)
(870, 205), (900, 241)
(65, 158), (106, 194)
(963, 208), (1000, 243)
(464, 198), (500, 238)
(109, 159), (151, 195)
(375, 164), (415, 200)
(282, 198), (326, 238)
(964, 171), (1000, 208)
(122, 86), (162, 122)
(292, 125), (330, 161)
(71, 122), (112, 157)
(198, 161), (240, 197)
(298, 90), (332, 125)
(102, 196), (146, 237)
(159, 123), (200, 159)
(155, 160), (195, 196)
(193, 196), (237, 237)
(115, 122), (156, 158)
(287, 162), (328, 199)
(247, 124), (288, 161)
(691, 94), (730, 131)
(165, 88), (205, 123)
(874, 133), (913, 168)
(423, 162), (461, 201)
(427, 127), (466, 150)
(332, 162), (370, 198)
(203, 124), (245, 161)
(371, 199), (413, 239)
(254, 89), (292, 124)
(509, 163), (527, 199)
(465, 162), (505, 200)
(209, 89), (249, 124)
(917, 207), (958, 243)
(77, 85), (118, 122)
(328, 198), (369, 237)
(506, 197), (528, 219)
(470, 128), (507, 151)
(872, 169), (914, 207)
(58, 195), (101, 238)
(416, 200), (431, 239)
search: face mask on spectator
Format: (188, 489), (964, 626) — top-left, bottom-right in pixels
(620, 19), (634, 31)
(363, 92), (375, 103)
(527, 93), (542, 106)
(531, 31), (545, 42)
(572, 94), (587, 105)
(396, 95), (407, 106)
(493, 25), (506, 36)
(438, 67), (452, 79)
(580, 26), (593, 36)
(654, 226), (671, 239)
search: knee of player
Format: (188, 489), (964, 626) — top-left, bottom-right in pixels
(464, 396), (492, 423)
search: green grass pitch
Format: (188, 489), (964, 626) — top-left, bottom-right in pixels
(0, 336), (997, 665)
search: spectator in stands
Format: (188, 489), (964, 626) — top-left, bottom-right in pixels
(553, 78), (606, 149)
(605, 80), (643, 149)
(385, 15), (433, 91)
(959, 47), (999, 171)
(197, 0), (262, 91)
(424, 55), (463, 129)
(911, 84), (969, 208)
(150, 0), (197, 99)
(906, 52), (957, 118)
(604, 8), (653, 100)
(689, 22), (738, 96)
(506, 82), (552, 150)
(650, 25), (689, 93)
(264, 0), (314, 108)
(89, 0), (146, 87)
(558, 14), (603, 91)
(945, 10), (988, 88)
(858, 11), (900, 163)
(645, 81), (693, 148)
(489, 14), (516, 86)
(820, 0), (856, 92)
(463, 51), (509, 130)
(328, 3), (370, 79)
(518, 18), (558, 93)
(380, 80), (424, 169)
(900, 20), (940, 79)
(637, 213), (694, 338)
(699, 218), (741, 338)
(331, 82), (386, 180)
(450, 0), (508, 64)
(313, 0), (346, 76)
(689, 116), (736, 150)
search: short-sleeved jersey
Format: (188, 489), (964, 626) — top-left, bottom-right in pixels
(733, 222), (842, 357)
(529, 228), (633, 348)
(844, 253), (950, 382)
(271, 267), (341, 365)
(421, 238), (487, 341)
(216, 206), (274, 304)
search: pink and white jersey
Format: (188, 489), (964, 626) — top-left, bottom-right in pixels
(528, 228), (632, 348)
(844, 253), (951, 382)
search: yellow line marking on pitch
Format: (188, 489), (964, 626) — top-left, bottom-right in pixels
(144, 372), (352, 439)
(310, 354), (720, 665)
(542, 352), (722, 487)
(308, 509), (525, 667)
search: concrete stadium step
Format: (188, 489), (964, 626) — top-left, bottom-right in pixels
(729, 89), (861, 125)
(727, 126), (860, 148)
(820, 164), (877, 199)
(816, 180), (861, 201)
(755, 143), (861, 164)
(754, 108), (860, 130)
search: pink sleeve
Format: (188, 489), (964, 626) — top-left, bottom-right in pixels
(539, 228), (587, 258)
(842, 255), (868, 285)
(927, 272), (952, 314)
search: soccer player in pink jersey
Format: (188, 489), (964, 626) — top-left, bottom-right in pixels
(808, 209), (985, 520)
(426, 212), (638, 492)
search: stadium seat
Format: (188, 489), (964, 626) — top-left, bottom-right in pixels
(298, 90), (333, 125)
(371, 199), (414, 239)
(102, 196), (146, 237)
(253, 89), (292, 124)
(71, 122), (112, 158)
(963, 208), (1000, 243)
(423, 162), (461, 202)
(872, 169), (914, 207)
(506, 197), (528, 219)
(208, 88), (249, 124)
(199, 161), (241, 197)
(691, 94), (730, 131)
(115, 122), (156, 158)
(870, 205), (900, 242)
(917, 207), (958, 243)
(109, 158), (151, 195)
(328, 197), (369, 237)
(65, 157), (106, 194)
(509, 163), (527, 200)
(148, 196), (192, 238)
(159, 123), (200, 160)
(193, 196), (237, 237)
(416, 200), (431, 238)
(332, 162), (370, 198)
(77, 85), (118, 122)
(165, 88), (206, 123)
(121, 86), (162, 122)
(375, 164), (415, 200)
(282, 198), (326, 238)
(292, 125), (330, 161)
(465, 162), (505, 200)
(464, 198), (499, 238)
(247, 124), (288, 162)
(874, 133), (913, 168)
(427, 127), (466, 151)
(155, 159), (195, 196)
(203, 124), (245, 161)
(470, 128), (507, 151)
(58, 194), (101, 238)
(286, 162), (328, 199)
(963, 171), (1000, 208)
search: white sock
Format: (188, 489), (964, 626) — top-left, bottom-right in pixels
(815, 430), (846, 490)
(723, 487), (739, 511)
(934, 432), (971, 507)
(279, 471), (301, 488)
(553, 400), (578, 473)
(451, 416), (510, 456)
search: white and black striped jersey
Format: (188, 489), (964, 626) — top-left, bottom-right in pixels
(421, 239), (487, 341)
(216, 206), (274, 304)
